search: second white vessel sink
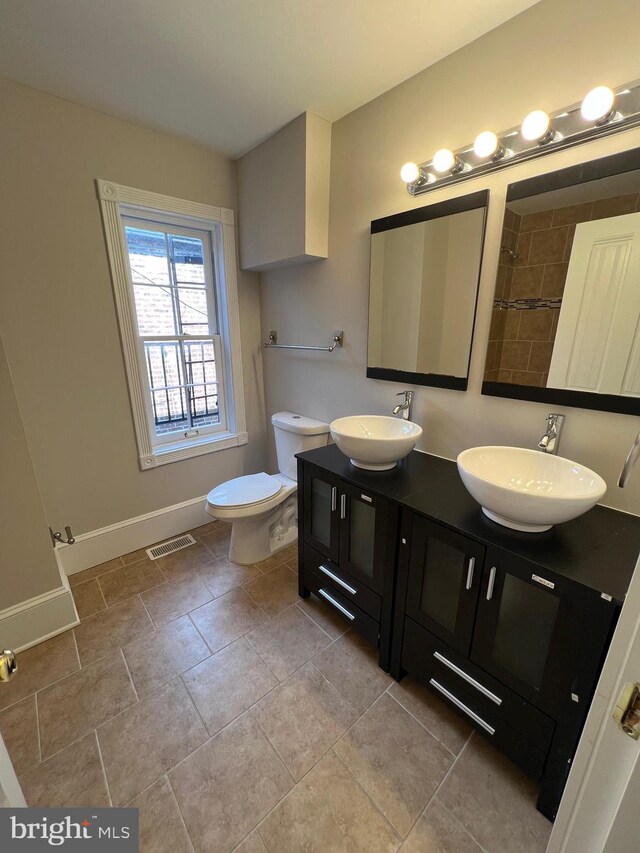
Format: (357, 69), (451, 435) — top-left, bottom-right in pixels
(457, 446), (607, 533)
(330, 415), (422, 471)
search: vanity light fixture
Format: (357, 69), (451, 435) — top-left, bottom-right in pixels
(581, 86), (616, 124)
(521, 110), (556, 144)
(401, 78), (640, 195)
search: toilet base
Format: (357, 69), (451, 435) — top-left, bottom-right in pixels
(221, 493), (298, 565)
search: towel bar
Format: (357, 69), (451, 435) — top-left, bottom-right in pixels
(264, 330), (343, 352)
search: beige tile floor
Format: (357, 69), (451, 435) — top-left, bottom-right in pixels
(0, 521), (552, 853)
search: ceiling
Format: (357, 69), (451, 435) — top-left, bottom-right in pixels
(0, 0), (540, 158)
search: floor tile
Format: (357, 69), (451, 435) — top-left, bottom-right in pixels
(197, 556), (262, 598)
(244, 565), (298, 617)
(286, 556), (298, 570)
(141, 571), (213, 627)
(68, 557), (124, 587)
(190, 588), (268, 654)
(72, 578), (106, 619)
(246, 605), (331, 681)
(122, 548), (155, 565)
(128, 776), (192, 853)
(38, 652), (136, 758)
(0, 631), (79, 712)
(182, 637), (277, 736)
(258, 751), (400, 853)
(234, 831), (268, 853)
(437, 734), (551, 853)
(20, 732), (110, 807)
(334, 693), (452, 838)
(251, 546), (295, 573)
(201, 531), (232, 558)
(296, 596), (349, 640)
(193, 519), (231, 541)
(253, 663), (356, 780)
(123, 615), (210, 698)
(388, 676), (472, 755)
(400, 798), (483, 852)
(0, 695), (39, 775)
(156, 540), (215, 579)
(313, 631), (392, 714)
(170, 713), (292, 853)
(98, 678), (208, 806)
(98, 560), (166, 606)
(74, 596), (154, 665)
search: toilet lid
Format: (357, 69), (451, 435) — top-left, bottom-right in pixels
(207, 473), (283, 508)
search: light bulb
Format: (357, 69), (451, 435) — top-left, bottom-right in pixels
(473, 131), (499, 159)
(432, 148), (456, 173)
(400, 162), (420, 183)
(581, 86), (615, 122)
(522, 110), (551, 141)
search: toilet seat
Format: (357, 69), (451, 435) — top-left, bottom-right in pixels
(207, 472), (283, 509)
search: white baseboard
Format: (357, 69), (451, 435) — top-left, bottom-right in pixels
(57, 494), (211, 577)
(1, 559), (79, 652)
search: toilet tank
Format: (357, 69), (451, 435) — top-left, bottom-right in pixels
(271, 411), (330, 481)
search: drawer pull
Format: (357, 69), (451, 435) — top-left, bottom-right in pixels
(430, 679), (495, 735)
(433, 651), (502, 705)
(466, 557), (475, 590)
(331, 486), (337, 512)
(486, 566), (497, 601)
(319, 564), (357, 595)
(318, 588), (355, 620)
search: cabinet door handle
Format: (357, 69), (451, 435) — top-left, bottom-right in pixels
(318, 588), (355, 620)
(433, 651), (502, 705)
(340, 493), (347, 519)
(466, 557), (475, 590)
(429, 679), (495, 735)
(331, 486), (337, 512)
(486, 566), (497, 601)
(319, 564), (357, 595)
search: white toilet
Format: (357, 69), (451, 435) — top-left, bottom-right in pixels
(205, 411), (330, 565)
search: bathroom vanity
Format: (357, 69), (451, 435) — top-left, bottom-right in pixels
(296, 444), (640, 821)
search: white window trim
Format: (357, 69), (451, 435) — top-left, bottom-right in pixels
(97, 179), (247, 470)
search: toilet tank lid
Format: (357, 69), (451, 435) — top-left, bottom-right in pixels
(271, 411), (330, 435)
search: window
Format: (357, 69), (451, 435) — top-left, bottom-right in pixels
(98, 180), (246, 469)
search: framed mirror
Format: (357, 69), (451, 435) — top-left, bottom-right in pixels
(367, 190), (488, 389)
(483, 147), (640, 415)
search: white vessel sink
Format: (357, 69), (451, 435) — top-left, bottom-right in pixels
(330, 415), (422, 471)
(457, 446), (606, 533)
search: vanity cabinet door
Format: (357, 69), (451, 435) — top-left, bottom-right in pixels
(338, 482), (390, 594)
(405, 516), (485, 656)
(300, 464), (340, 562)
(470, 548), (596, 716)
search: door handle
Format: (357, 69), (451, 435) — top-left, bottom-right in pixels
(466, 557), (475, 590)
(429, 679), (495, 735)
(318, 564), (357, 595)
(318, 588), (355, 620)
(486, 566), (497, 601)
(331, 486), (337, 512)
(340, 494), (347, 519)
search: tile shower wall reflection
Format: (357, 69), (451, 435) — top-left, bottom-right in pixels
(485, 192), (640, 387)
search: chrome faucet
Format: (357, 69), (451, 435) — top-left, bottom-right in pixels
(392, 390), (413, 420)
(618, 431), (640, 487)
(538, 413), (565, 454)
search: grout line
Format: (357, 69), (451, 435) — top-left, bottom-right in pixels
(138, 594), (159, 630)
(120, 647), (139, 702)
(34, 692), (42, 765)
(165, 774), (197, 853)
(93, 730), (114, 807)
(178, 672), (211, 736)
(250, 708), (297, 787)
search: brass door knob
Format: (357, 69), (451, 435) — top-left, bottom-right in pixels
(0, 650), (17, 682)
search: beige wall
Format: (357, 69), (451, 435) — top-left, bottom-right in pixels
(0, 334), (61, 608)
(0, 79), (267, 535)
(259, 0), (640, 515)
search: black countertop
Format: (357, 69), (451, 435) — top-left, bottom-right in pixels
(297, 444), (640, 604)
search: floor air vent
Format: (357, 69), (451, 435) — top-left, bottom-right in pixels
(146, 533), (197, 560)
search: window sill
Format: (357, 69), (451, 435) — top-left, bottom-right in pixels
(139, 430), (248, 470)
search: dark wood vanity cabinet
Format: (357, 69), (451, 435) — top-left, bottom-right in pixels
(296, 444), (640, 822)
(393, 511), (619, 820)
(298, 459), (398, 669)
